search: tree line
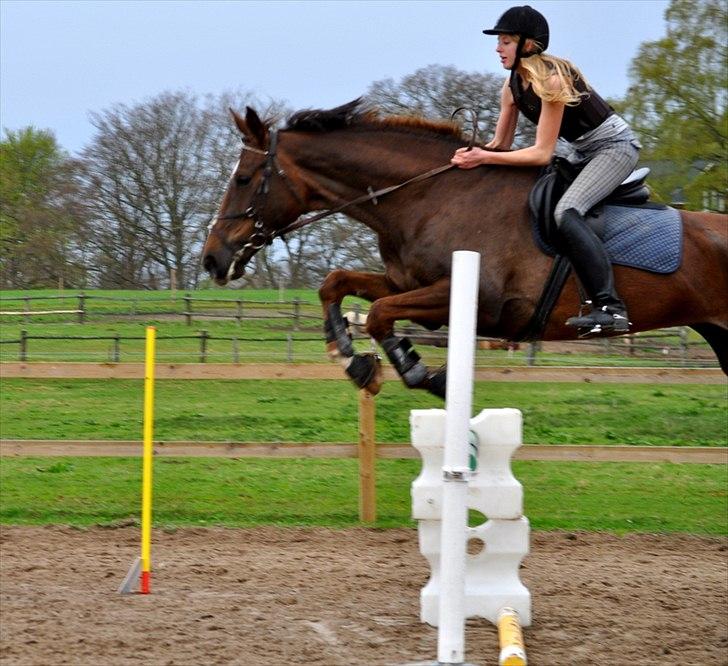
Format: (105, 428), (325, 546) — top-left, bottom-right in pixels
(1, 0), (724, 290)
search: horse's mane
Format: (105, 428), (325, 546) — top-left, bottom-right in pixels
(285, 98), (464, 140)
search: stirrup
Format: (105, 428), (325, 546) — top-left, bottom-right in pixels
(566, 304), (631, 338)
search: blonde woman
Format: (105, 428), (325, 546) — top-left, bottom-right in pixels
(452, 5), (641, 336)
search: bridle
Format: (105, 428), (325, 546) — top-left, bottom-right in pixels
(208, 110), (480, 275)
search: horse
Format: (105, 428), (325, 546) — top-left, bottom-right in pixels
(202, 100), (728, 398)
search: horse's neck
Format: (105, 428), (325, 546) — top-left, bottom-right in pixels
(287, 130), (456, 228)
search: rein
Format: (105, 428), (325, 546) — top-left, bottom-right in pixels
(209, 129), (459, 270)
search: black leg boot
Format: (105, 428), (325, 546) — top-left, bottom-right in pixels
(558, 208), (630, 336)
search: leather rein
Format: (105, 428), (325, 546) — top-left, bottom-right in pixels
(208, 110), (479, 270)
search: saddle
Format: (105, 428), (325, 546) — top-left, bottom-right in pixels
(529, 157), (651, 249)
(518, 159), (655, 342)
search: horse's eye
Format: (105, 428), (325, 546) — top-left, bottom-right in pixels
(236, 175), (252, 186)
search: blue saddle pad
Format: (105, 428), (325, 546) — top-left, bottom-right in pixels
(534, 204), (683, 274)
(599, 205), (682, 274)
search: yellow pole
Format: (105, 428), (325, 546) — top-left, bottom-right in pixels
(497, 607), (527, 666)
(140, 326), (156, 594)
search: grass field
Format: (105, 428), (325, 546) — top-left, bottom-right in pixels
(1, 379), (725, 535)
(0, 457), (725, 534)
(2, 290), (725, 536)
(1, 379), (726, 446)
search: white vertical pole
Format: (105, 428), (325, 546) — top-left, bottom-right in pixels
(437, 250), (481, 664)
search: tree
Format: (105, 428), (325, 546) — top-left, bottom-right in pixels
(619, 0), (727, 209)
(79, 90), (285, 289)
(366, 63), (536, 147)
(0, 128), (87, 288)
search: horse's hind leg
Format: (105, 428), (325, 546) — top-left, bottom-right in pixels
(319, 270), (398, 394)
(692, 323), (728, 375)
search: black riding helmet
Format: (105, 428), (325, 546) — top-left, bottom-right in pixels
(483, 5), (550, 56)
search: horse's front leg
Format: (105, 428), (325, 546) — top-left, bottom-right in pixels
(319, 269), (398, 395)
(366, 280), (451, 399)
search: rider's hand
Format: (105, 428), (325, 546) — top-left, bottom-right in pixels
(451, 147), (489, 169)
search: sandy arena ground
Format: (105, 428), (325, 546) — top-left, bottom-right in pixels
(1, 526), (726, 666)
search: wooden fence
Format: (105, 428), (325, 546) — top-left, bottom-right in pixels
(0, 293), (717, 367)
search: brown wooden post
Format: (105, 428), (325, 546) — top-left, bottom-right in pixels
(184, 294), (192, 326)
(78, 293), (86, 324)
(23, 296), (30, 325)
(19, 330), (28, 362)
(358, 389), (376, 523)
(199, 330), (209, 363)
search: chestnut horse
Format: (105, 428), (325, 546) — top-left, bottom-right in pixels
(202, 101), (728, 397)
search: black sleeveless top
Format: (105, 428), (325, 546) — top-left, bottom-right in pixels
(509, 69), (614, 142)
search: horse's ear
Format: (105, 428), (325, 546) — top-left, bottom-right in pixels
(230, 107), (249, 137)
(229, 107), (269, 148)
(245, 106), (268, 148)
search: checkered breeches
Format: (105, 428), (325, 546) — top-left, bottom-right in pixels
(554, 142), (640, 224)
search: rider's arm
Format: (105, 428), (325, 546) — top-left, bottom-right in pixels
(485, 79), (518, 151)
(453, 75), (564, 168)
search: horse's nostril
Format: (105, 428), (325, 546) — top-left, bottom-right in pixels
(203, 255), (217, 276)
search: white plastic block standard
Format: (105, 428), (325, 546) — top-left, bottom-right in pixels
(421, 518), (531, 627)
(464, 517), (531, 626)
(410, 409), (447, 521)
(411, 408), (524, 521)
(412, 407), (530, 628)
(468, 409), (524, 520)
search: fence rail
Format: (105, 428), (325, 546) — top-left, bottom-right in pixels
(0, 293), (315, 327)
(0, 294), (718, 368)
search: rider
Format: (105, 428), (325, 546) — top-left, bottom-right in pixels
(451, 5), (641, 335)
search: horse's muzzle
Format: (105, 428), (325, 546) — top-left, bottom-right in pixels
(203, 247), (237, 285)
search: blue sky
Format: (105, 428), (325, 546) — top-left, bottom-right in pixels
(1, 0), (671, 155)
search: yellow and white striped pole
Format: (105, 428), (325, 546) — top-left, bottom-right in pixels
(497, 607), (527, 666)
(140, 326), (156, 594)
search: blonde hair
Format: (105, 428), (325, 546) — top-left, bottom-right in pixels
(516, 36), (590, 106)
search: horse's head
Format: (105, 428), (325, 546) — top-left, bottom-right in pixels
(202, 107), (306, 285)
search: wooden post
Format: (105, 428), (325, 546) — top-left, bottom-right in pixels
(113, 333), (121, 363)
(19, 330), (28, 362)
(199, 330), (209, 363)
(236, 299), (243, 327)
(293, 297), (301, 331)
(184, 294), (192, 326)
(23, 296), (30, 325)
(358, 389), (376, 523)
(78, 293), (86, 324)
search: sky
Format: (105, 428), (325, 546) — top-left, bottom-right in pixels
(1, 0), (671, 156)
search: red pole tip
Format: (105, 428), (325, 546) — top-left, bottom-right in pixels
(140, 571), (151, 594)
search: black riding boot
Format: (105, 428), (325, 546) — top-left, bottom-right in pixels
(558, 208), (630, 336)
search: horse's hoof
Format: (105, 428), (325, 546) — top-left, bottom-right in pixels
(346, 353), (383, 395)
(424, 367), (447, 399)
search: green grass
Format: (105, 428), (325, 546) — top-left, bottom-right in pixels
(1, 378), (726, 446)
(0, 457), (725, 534)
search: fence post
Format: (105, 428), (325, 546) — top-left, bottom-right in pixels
(232, 337), (240, 363)
(526, 342), (538, 366)
(199, 330), (209, 363)
(19, 330), (28, 362)
(679, 327), (688, 366)
(78, 293), (86, 324)
(293, 297), (301, 331)
(286, 334), (293, 362)
(23, 296), (30, 324)
(236, 299), (243, 327)
(113, 333), (121, 363)
(184, 293), (192, 326)
(358, 389), (376, 523)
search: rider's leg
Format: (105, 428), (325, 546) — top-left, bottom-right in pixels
(555, 143), (639, 334)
